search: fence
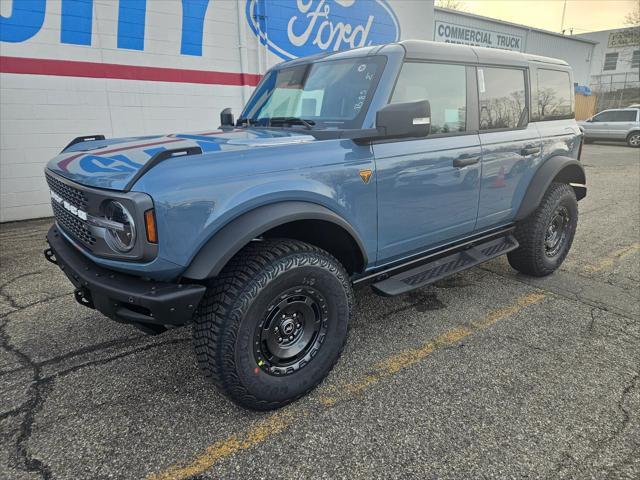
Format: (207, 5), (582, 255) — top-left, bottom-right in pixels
(575, 94), (597, 120)
(590, 71), (640, 112)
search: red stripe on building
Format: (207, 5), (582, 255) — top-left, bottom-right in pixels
(0, 56), (262, 86)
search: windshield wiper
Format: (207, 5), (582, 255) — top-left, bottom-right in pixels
(268, 117), (315, 130)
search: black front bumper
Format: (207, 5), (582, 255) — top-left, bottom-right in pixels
(45, 225), (206, 327)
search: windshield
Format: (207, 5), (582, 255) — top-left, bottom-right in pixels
(240, 56), (386, 129)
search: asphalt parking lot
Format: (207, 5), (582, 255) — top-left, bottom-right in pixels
(1, 143), (639, 480)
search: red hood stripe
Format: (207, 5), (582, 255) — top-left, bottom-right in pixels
(57, 138), (184, 171)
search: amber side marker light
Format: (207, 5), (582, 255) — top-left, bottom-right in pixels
(145, 209), (158, 243)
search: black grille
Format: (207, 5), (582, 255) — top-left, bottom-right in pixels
(47, 173), (95, 248)
(46, 174), (88, 209)
(51, 201), (96, 246)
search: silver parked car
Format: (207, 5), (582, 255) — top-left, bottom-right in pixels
(578, 108), (640, 147)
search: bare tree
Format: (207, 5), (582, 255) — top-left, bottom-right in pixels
(538, 88), (557, 118)
(435, 0), (466, 11)
(625, 4), (640, 26)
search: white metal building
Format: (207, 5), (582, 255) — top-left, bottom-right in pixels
(0, 1), (602, 222)
(433, 7), (596, 85)
(572, 27), (640, 110)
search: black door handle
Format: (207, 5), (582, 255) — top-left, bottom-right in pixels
(521, 146), (541, 156)
(453, 156), (480, 168)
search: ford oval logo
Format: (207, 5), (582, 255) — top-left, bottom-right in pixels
(246, 0), (401, 60)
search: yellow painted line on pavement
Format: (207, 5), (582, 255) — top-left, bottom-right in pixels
(321, 292), (545, 404)
(583, 242), (640, 274)
(147, 411), (292, 480)
(147, 291), (545, 480)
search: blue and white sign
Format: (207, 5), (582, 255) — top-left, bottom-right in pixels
(246, 0), (401, 60)
(434, 21), (523, 52)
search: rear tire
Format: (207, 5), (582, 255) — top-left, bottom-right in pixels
(508, 182), (578, 277)
(193, 239), (353, 410)
(626, 132), (640, 148)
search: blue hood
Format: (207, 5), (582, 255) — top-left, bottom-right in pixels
(46, 128), (316, 191)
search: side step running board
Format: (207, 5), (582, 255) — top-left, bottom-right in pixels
(372, 235), (519, 296)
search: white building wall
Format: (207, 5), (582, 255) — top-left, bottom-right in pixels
(0, 0), (434, 222)
(573, 27), (639, 81)
(433, 8), (595, 85)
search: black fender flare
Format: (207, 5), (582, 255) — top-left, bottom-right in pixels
(515, 156), (586, 221)
(182, 201), (368, 280)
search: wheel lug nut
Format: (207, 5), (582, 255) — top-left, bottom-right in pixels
(278, 337), (282, 343)
(289, 335), (294, 340)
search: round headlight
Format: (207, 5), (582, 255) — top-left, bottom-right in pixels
(104, 201), (136, 252)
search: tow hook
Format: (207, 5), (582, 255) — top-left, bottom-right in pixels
(74, 288), (95, 309)
(44, 247), (57, 265)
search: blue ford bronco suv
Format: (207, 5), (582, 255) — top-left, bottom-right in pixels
(44, 40), (586, 410)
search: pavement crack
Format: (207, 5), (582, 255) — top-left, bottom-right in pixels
(46, 337), (191, 380)
(500, 334), (549, 352)
(16, 378), (54, 480)
(38, 334), (147, 368)
(0, 333), (148, 378)
(0, 292), (74, 320)
(479, 266), (639, 322)
(0, 405), (27, 421)
(0, 271), (45, 311)
(0, 315), (53, 479)
(583, 371), (639, 471)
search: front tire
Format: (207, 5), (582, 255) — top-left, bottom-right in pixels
(508, 182), (578, 277)
(193, 239), (353, 410)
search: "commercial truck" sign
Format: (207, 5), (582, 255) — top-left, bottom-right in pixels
(434, 21), (523, 51)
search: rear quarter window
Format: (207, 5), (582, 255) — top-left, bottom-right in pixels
(536, 69), (573, 121)
(612, 110), (638, 122)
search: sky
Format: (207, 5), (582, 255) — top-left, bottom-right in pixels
(448, 0), (637, 34)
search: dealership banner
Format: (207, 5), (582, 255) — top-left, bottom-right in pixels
(434, 21), (523, 51)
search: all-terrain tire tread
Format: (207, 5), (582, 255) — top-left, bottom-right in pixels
(507, 182), (577, 277)
(192, 238), (353, 410)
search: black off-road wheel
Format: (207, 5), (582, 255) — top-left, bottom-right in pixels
(193, 239), (353, 410)
(508, 182), (578, 277)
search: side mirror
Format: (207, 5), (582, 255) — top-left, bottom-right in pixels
(220, 107), (234, 128)
(376, 100), (431, 139)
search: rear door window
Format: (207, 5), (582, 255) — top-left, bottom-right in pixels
(610, 110), (637, 122)
(537, 69), (573, 120)
(478, 67), (527, 130)
(390, 62), (467, 134)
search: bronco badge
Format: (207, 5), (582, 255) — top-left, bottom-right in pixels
(359, 169), (372, 184)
